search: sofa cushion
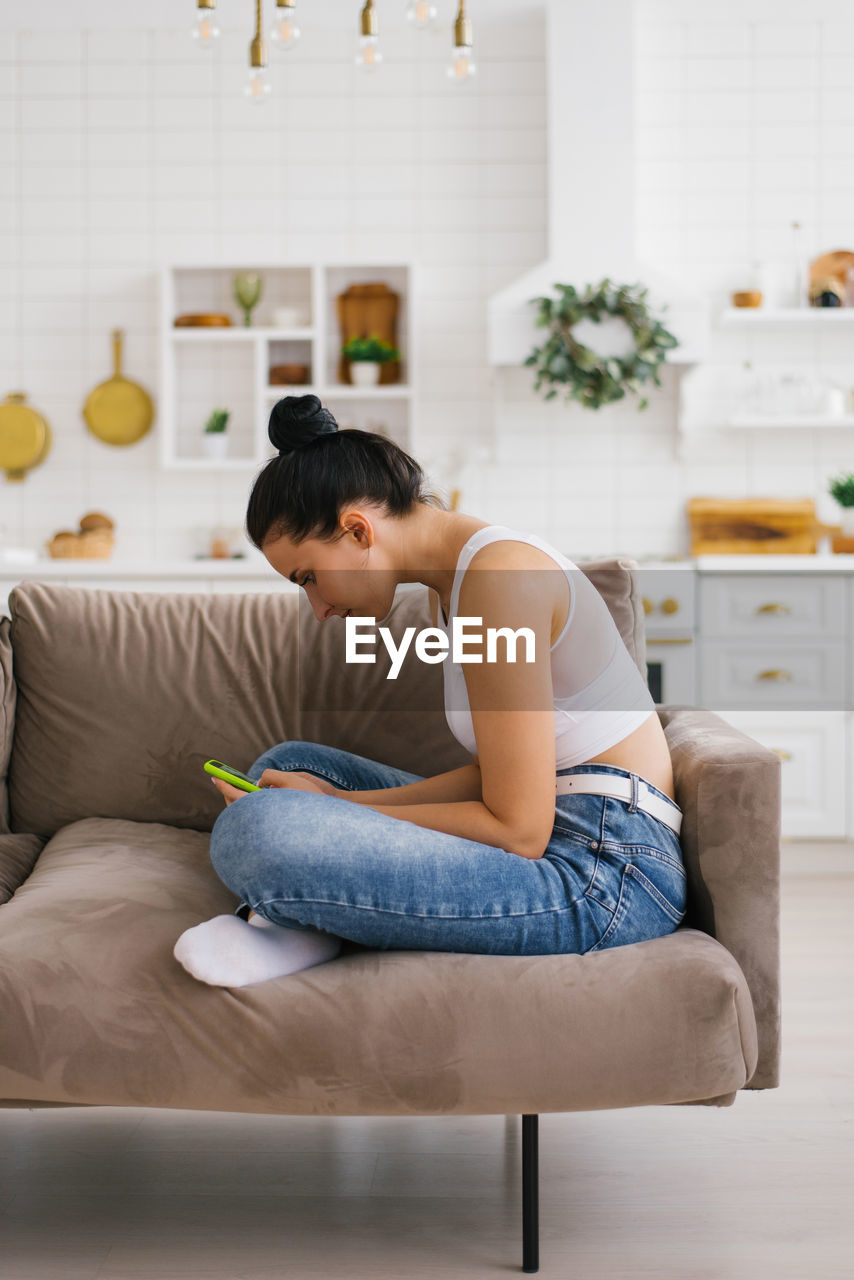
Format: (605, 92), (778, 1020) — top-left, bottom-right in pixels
(0, 817), (757, 1114)
(7, 562), (642, 841)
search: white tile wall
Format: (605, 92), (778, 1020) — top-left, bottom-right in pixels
(4, 2), (854, 564)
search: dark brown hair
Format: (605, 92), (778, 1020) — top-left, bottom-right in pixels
(245, 394), (445, 550)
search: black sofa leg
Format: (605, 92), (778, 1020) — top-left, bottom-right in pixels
(521, 1113), (539, 1273)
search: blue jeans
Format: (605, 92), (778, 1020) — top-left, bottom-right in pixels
(208, 741), (688, 957)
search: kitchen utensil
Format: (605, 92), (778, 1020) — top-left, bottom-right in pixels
(809, 276), (845, 307)
(0, 391), (52, 481)
(688, 497), (839, 555)
(82, 330), (154, 446)
(174, 313), (233, 327)
(809, 249), (854, 302)
(336, 282), (400, 386)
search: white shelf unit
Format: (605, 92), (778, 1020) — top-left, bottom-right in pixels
(720, 307), (854, 326)
(726, 414), (854, 430)
(674, 306), (854, 452)
(159, 264), (415, 469)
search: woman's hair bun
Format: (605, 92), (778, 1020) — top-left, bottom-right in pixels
(268, 394), (339, 455)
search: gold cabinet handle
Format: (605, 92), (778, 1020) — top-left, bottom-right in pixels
(771, 748), (793, 761)
(646, 637), (693, 645)
(756, 669), (793, 682)
(756, 603), (791, 615)
(660, 597), (680, 615)
(642, 596), (654, 615)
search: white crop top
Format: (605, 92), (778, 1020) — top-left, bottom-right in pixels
(434, 524), (656, 770)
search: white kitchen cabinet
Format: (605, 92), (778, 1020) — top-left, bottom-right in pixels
(697, 567), (852, 842)
(710, 710), (847, 840)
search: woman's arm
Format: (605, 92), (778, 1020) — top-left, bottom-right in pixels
(339, 763), (482, 807)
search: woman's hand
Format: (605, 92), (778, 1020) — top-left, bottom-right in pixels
(258, 768), (340, 795)
(211, 769), (341, 808)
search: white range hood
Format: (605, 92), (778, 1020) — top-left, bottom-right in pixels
(487, 0), (708, 367)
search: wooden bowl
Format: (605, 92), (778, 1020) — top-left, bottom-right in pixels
(732, 291), (763, 308)
(269, 363), (310, 386)
(173, 314), (233, 327)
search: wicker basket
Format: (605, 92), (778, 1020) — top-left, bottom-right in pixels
(47, 529), (115, 560)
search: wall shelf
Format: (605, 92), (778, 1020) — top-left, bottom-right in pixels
(720, 307), (854, 326)
(159, 264), (415, 469)
(727, 413), (854, 429)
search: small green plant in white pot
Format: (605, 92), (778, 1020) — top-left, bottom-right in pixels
(203, 408), (230, 460)
(829, 472), (854, 536)
(342, 335), (400, 388)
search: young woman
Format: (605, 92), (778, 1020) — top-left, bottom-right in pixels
(174, 394), (687, 988)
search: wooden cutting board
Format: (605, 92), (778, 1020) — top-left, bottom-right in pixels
(687, 498), (840, 554)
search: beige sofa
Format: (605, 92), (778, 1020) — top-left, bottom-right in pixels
(0, 565), (781, 1274)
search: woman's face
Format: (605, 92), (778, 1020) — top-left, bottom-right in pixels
(262, 510), (398, 623)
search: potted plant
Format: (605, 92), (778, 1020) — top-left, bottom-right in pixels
(202, 408), (230, 460)
(829, 472), (854, 537)
(342, 335), (400, 388)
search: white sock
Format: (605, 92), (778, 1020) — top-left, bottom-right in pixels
(173, 914), (343, 988)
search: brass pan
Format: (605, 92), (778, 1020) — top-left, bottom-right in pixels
(0, 392), (52, 482)
(83, 329), (154, 446)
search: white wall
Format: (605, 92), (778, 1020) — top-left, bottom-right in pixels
(4, 0), (854, 562)
(0, 12), (547, 560)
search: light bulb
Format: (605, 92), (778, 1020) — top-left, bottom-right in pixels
(271, 2), (301, 50)
(191, 10), (220, 47)
(406, 1), (438, 28)
(245, 66), (272, 101)
(447, 44), (476, 81)
(356, 35), (383, 71)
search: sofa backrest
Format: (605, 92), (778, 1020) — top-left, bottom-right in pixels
(6, 559), (645, 841)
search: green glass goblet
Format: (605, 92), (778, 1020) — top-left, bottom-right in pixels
(233, 273), (263, 327)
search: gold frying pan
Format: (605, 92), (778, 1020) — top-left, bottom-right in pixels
(0, 392), (52, 481)
(83, 329), (154, 446)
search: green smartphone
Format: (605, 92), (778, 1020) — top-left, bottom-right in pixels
(203, 759), (262, 792)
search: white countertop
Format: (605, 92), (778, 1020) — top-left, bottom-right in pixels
(4, 554), (854, 577)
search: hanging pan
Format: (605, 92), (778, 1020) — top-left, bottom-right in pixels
(82, 329), (154, 446)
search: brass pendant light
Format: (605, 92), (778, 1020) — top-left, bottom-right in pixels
(448, 0), (477, 81)
(246, 0), (272, 101)
(357, 0), (383, 72)
(271, 0), (301, 50)
(192, 0), (221, 47)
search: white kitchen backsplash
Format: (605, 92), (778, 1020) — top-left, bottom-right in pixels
(2, 1), (854, 562)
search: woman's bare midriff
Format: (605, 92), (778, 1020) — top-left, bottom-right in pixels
(581, 711), (676, 803)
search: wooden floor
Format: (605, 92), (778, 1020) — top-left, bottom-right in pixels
(1, 842), (852, 1279)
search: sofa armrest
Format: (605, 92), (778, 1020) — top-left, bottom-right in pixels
(0, 618), (45, 902)
(658, 704), (781, 1090)
(1, 617), (15, 837)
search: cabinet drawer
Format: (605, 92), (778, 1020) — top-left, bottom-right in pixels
(700, 641), (847, 710)
(700, 575), (846, 639)
(634, 567), (695, 632)
(716, 710), (846, 839)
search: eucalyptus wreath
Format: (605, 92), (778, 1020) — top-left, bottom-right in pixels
(525, 278), (679, 410)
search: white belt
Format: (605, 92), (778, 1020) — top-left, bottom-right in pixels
(555, 773), (682, 837)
